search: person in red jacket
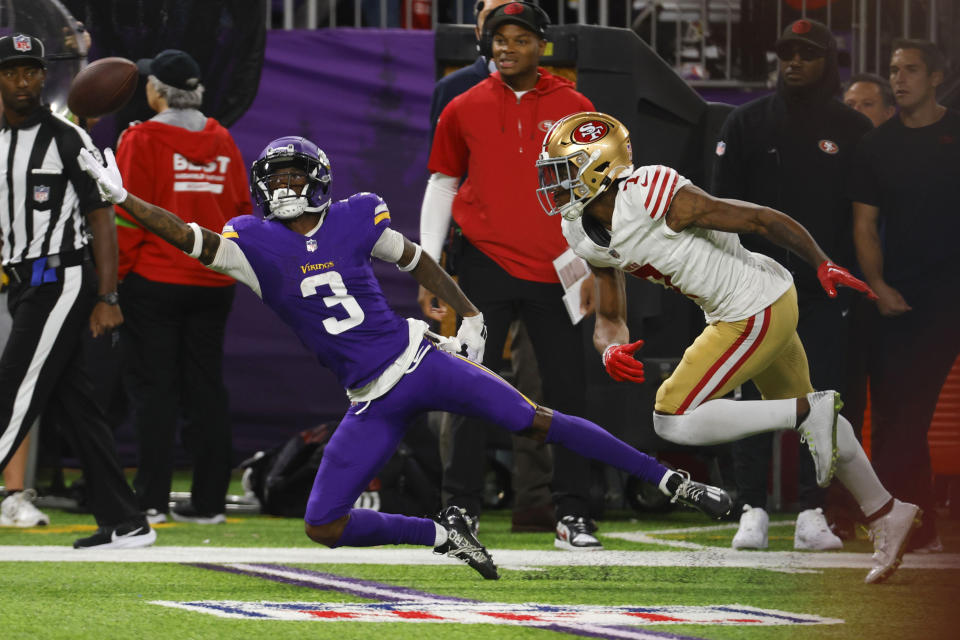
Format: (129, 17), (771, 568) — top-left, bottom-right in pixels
(114, 49), (251, 525)
(420, 2), (602, 549)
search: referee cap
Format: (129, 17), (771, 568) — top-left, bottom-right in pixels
(0, 33), (46, 69)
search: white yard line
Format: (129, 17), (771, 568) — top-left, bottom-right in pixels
(0, 544), (957, 572)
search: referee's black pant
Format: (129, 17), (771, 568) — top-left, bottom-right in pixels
(120, 273), (235, 516)
(443, 240), (594, 520)
(0, 260), (141, 526)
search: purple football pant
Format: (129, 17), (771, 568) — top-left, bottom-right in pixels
(305, 341), (669, 548)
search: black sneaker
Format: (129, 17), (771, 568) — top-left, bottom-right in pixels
(73, 519), (157, 549)
(670, 469), (733, 520)
(171, 504), (226, 524)
(433, 506), (498, 580)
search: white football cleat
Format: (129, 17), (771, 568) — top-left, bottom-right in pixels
(798, 391), (841, 487)
(794, 507), (843, 550)
(865, 499), (921, 584)
(0, 489), (50, 527)
(732, 505), (769, 549)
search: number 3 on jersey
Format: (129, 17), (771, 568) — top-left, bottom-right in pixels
(300, 271), (365, 334)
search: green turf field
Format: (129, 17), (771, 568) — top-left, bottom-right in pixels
(1, 472), (957, 640)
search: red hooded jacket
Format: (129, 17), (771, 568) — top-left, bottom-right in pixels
(429, 68), (594, 283)
(114, 117), (251, 286)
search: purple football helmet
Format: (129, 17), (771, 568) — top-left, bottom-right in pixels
(250, 136), (332, 220)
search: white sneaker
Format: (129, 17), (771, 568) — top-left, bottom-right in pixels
(0, 489), (50, 527)
(555, 516), (602, 551)
(865, 499), (921, 584)
(912, 536), (944, 554)
(145, 509), (167, 525)
(731, 505), (768, 549)
(798, 391), (841, 487)
(794, 507), (843, 550)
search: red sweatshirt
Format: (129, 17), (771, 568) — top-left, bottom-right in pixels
(428, 68), (594, 282)
(114, 117), (252, 286)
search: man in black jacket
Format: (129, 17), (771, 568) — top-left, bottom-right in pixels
(712, 19), (872, 551)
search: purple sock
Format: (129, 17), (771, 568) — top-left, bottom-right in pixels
(545, 410), (669, 486)
(333, 508), (436, 548)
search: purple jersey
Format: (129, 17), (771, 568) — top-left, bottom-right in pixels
(224, 192), (410, 389)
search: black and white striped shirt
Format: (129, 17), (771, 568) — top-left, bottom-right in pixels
(0, 106), (108, 265)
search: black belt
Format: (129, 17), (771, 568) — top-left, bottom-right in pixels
(4, 248), (89, 286)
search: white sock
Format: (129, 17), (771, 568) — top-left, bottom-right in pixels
(653, 398), (796, 446)
(433, 521), (448, 547)
(834, 414), (892, 517)
(658, 470), (678, 497)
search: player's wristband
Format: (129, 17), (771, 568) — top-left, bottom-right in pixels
(185, 222), (203, 258)
(397, 243), (422, 272)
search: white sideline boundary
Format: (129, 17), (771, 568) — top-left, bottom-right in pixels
(0, 544), (957, 572)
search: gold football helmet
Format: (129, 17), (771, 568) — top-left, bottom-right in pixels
(536, 111), (633, 221)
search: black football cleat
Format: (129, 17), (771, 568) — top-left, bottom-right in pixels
(434, 506), (499, 580)
(670, 469), (733, 520)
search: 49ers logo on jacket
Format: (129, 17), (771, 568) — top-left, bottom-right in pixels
(818, 139), (839, 154)
(572, 121), (608, 144)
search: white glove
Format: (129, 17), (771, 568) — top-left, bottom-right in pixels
(456, 313), (486, 363)
(427, 331), (462, 356)
(78, 147), (128, 204)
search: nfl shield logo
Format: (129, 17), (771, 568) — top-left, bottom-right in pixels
(306, 238), (318, 252)
(33, 185), (50, 203)
(13, 35), (32, 52)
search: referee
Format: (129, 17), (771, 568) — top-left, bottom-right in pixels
(0, 33), (154, 548)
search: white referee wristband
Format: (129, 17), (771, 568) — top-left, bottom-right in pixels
(397, 243), (422, 272)
(185, 222), (203, 258)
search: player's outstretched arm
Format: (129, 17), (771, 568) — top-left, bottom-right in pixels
(403, 237), (479, 319)
(78, 148), (221, 265)
(667, 184), (876, 299)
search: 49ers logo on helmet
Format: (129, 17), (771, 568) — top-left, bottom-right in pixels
(572, 121), (608, 144)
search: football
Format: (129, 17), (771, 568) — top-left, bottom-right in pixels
(67, 57), (139, 119)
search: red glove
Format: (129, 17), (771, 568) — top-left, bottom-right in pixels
(602, 340), (645, 383)
(817, 261), (878, 300)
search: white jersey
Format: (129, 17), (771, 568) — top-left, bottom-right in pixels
(562, 165), (792, 324)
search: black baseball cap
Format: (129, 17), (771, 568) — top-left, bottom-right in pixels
(137, 49), (201, 90)
(0, 33), (46, 69)
(775, 19), (835, 56)
(483, 1), (549, 39)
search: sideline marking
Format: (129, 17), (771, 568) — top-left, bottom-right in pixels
(1, 545), (956, 572)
